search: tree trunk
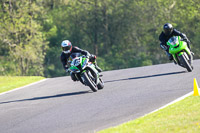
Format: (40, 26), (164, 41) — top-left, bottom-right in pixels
(94, 0), (98, 55)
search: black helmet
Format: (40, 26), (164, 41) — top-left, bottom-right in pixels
(163, 23), (173, 36)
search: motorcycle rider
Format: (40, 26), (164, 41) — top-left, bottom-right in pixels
(159, 23), (192, 61)
(60, 40), (102, 81)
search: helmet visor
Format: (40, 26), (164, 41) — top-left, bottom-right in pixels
(62, 46), (71, 51)
(164, 28), (172, 36)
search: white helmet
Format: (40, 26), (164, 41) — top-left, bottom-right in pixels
(61, 40), (72, 54)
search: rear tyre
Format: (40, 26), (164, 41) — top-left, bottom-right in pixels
(82, 72), (98, 92)
(97, 78), (104, 90)
(179, 54), (193, 72)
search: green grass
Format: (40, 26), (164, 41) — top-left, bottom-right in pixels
(0, 76), (45, 93)
(99, 95), (200, 133)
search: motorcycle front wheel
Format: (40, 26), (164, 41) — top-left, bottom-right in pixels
(82, 71), (98, 92)
(179, 54), (193, 72)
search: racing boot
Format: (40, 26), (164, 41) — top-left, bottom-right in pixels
(186, 40), (194, 56)
(89, 55), (102, 72)
(95, 64), (103, 77)
(95, 64), (102, 72)
(166, 51), (173, 61)
(191, 51), (194, 56)
(92, 61), (102, 72)
(70, 72), (78, 81)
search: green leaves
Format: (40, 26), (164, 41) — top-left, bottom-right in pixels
(0, 0), (200, 77)
(0, 0), (48, 76)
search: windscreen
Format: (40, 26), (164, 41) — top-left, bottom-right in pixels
(168, 36), (179, 45)
(70, 53), (81, 59)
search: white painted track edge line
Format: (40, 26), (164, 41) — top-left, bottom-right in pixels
(113, 91), (193, 128)
(0, 78), (49, 96)
(146, 91), (193, 115)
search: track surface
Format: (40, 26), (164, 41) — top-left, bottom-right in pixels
(0, 60), (200, 133)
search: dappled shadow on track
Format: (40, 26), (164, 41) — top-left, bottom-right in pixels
(105, 71), (186, 83)
(0, 90), (90, 104)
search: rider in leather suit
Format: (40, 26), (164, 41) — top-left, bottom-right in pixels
(159, 23), (192, 61)
(60, 40), (102, 81)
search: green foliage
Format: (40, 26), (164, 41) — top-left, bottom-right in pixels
(0, 0), (48, 76)
(0, 0), (200, 77)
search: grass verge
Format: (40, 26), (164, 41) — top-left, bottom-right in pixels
(99, 95), (200, 133)
(0, 76), (45, 93)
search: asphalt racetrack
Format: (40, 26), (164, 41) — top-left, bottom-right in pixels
(0, 59), (200, 133)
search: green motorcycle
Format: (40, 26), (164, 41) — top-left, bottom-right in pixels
(68, 53), (104, 92)
(167, 36), (193, 72)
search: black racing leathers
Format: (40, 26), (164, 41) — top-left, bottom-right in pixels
(159, 29), (189, 50)
(159, 29), (191, 61)
(60, 46), (90, 70)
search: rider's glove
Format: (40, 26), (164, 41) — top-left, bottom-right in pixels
(89, 54), (96, 62)
(160, 43), (168, 51)
(91, 54), (96, 59)
(187, 39), (191, 44)
(181, 38), (190, 44)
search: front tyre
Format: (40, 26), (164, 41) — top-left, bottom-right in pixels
(82, 72), (98, 92)
(179, 54), (193, 72)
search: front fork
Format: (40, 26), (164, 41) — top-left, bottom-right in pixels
(173, 51), (192, 67)
(75, 73), (85, 85)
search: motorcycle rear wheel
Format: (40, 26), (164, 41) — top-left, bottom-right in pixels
(97, 78), (104, 90)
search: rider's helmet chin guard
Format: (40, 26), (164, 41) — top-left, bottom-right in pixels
(61, 40), (72, 54)
(163, 23), (173, 36)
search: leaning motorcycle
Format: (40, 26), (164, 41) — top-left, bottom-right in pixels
(68, 53), (104, 92)
(167, 36), (193, 72)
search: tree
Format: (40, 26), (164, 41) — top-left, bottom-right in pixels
(0, 0), (48, 76)
(1, 0), (200, 77)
